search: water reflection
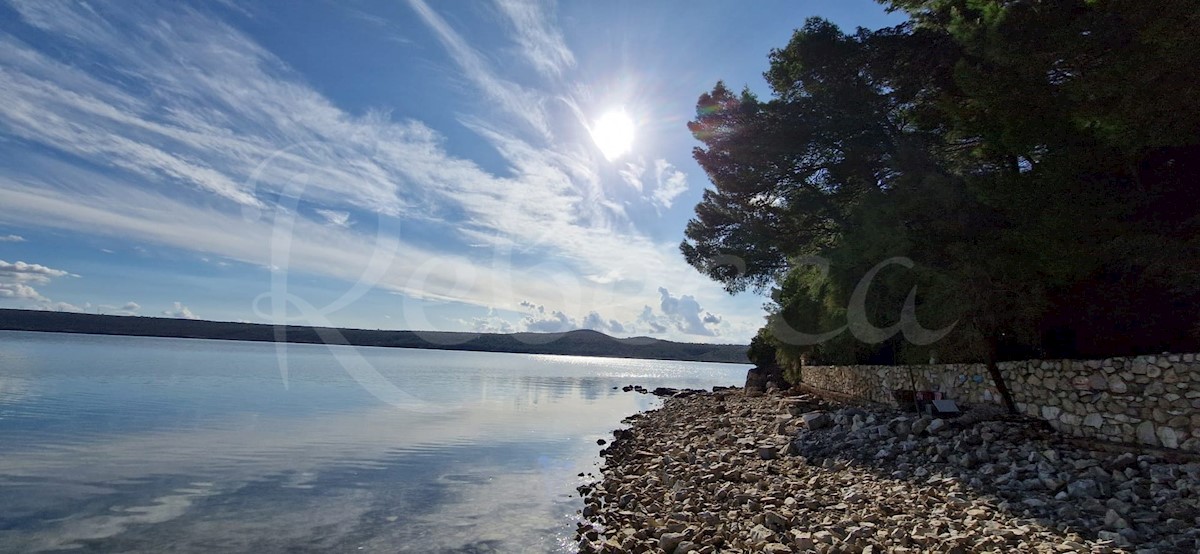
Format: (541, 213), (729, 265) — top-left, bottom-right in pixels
(0, 332), (748, 552)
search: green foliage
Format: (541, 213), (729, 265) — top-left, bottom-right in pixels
(684, 1), (1200, 364)
(746, 327), (778, 368)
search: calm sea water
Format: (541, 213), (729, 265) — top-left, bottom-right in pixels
(0, 331), (748, 553)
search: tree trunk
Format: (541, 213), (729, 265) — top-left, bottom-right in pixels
(985, 336), (1018, 414)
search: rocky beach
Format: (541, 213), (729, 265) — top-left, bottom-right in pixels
(576, 388), (1200, 553)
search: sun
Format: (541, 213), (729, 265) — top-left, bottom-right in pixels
(589, 109), (635, 161)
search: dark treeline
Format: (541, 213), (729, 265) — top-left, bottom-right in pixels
(0, 309), (749, 364)
(683, 1), (1200, 370)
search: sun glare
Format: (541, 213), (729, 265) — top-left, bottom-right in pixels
(590, 109), (635, 161)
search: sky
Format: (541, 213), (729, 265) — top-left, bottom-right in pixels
(0, 0), (905, 343)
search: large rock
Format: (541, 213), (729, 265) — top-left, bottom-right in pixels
(800, 411), (831, 430)
(745, 363), (788, 393)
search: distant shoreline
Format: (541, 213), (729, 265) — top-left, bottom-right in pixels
(0, 309), (750, 364)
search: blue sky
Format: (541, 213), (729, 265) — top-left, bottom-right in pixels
(0, 0), (904, 343)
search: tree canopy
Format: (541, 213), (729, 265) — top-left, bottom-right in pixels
(683, 0), (1200, 369)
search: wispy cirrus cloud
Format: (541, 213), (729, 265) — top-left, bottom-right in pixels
(406, 0), (553, 140)
(493, 0), (576, 78)
(0, 0), (757, 340)
(314, 209), (352, 228)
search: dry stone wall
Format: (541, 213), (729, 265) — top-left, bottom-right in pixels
(796, 353), (1200, 452)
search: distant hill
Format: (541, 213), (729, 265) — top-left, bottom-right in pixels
(0, 309), (749, 364)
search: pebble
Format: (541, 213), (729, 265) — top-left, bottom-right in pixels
(576, 387), (1200, 553)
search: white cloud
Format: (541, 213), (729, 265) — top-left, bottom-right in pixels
(636, 305), (668, 334)
(580, 310), (624, 334)
(163, 301), (198, 320)
(0, 281), (41, 299)
(314, 209), (351, 228)
(658, 286), (719, 336)
(617, 159), (645, 193)
(98, 301), (141, 316)
(519, 300), (545, 313)
(0, 234), (24, 242)
(40, 301), (84, 313)
(493, 0), (575, 78)
(0, 258), (76, 304)
(0, 259), (71, 283)
(522, 309), (575, 333)
(615, 156), (690, 211)
(651, 159), (689, 210)
(0, 257), (86, 316)
(467, 312), (515, 334)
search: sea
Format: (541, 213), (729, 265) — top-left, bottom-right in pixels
(0, 330), (748, 553)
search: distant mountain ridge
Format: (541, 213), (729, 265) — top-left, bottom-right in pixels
(0, 309), (749, 364)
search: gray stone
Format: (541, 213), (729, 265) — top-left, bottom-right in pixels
(1105, 509), (1130, 529)
(659, 532), (687, 553)
(1156, 426), (1180, 449)
(1136, 420), (1158, 446)
(1083, 413), (1104, 428)
(800, 411), (831, 430)
(747, 524), (774, 542)
(1041, 406), (1061, 421)
(911, 416), (932, 435)
(780, 399), (807, 417)
(926, 418), (948, 434)
(1106, 452), (1137, 471)
(763, 510), (789, 531)
(1067, 479), (1099, 498)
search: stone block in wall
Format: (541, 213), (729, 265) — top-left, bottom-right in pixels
(1157, 427), (1180, 449)
(1136, 420), (1158, 446)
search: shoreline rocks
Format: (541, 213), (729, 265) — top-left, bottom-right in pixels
(577, 388), (1200, 553)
